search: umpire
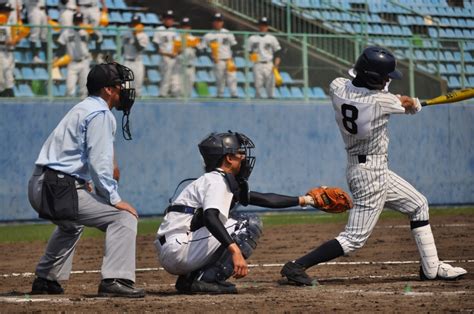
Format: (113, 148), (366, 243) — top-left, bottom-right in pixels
(28, 61), (145, 298)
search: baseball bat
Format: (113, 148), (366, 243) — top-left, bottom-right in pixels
(421, 88), (474, 107)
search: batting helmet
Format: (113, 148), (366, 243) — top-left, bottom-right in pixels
(353, 46), (402, 90)
(198, 131), (256, 180)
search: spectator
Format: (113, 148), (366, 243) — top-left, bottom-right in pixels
(121, 14), (149, 97)
(58, 0), (76, 27)
(56, 12), (96, 97)
(247, 17), (281, 98)
(0, 2), (16, 97)
(176, 16), (199, 97)
(200, 13), (238, 98)
(153, 9), (179, 97)
(24, 0), (48, 63)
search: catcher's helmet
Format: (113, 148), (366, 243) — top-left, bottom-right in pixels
(198, 131), (255, 180)
(353, 46), (402, 89)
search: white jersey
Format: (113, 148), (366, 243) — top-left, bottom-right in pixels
(178, 33), (198, 66)
(57, 28), (91, 61)
(0, 25), (12, 51)
(122, 30), (149, 59)
(329, 77), (406, 156)
(58, 0), (76, 10)
(201, 28), (237, 60)
(23, 0), (44, 10)
(157, 171), (233, 238)
(247, 34), (281, 62)
(152, 25), (178, 55)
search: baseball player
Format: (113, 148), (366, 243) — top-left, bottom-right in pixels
(121, 14), (149, 97)
(56, 12), (97, 97)
(0, 2), (16, 97)
(76, 0), (104, 28)
(280, 46), (467, 285)
(0, 0), (22, 24)
(200, 13), (238, 98)
(28, 60), (144, 297)
(58, 0), (76, 27)
(247, 17), (281, 98)
(176, 17), (198, 97)
(155, 131), (334, 294)
(153, 10), (179, 97)
(24, 0), (48, 63)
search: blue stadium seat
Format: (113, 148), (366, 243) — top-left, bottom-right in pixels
(48, 9), (59, 20)
(448, 76), (461, 88)
(102, 39), (117, 51)
(197, 55), (213, 67)
(53, 84), (66, 97)
(146, 85), (159, 97)
(208, 86), (217, 97)
(21, 67), (35, 80)
(109, 11), (122, 24)
(438, 63), (448, 74)
(142, 54), (151, 66)
(237, 87), (246, 98)
(235, 57), (248, 68)
(444, 51), (455, 61)
(246, 72), (254, 83)
(278, 86), (292, 99)
(35, 67), (49, 80)
(236, 71), (246, 83)
(196, 70), (209, 82)
(47, 0), (58, 6)
(122, 12), (132, 23)
(14, 68), (22, 79)
(105, 0), (116, 9)
(191, 88), (198, 98)
(247, 86), (256, 98)
(146, 13), (160, 25)
(312, 87), (327, 98)
(290, 86), (304, 98)
(114, 0), (127, 9)
(20, 84), (34, 97)
(415, 50), (426, 61)
(150, 54), (161, 64)
(280, 72), (293, 84)
(147, 69), (161, 82)
(446, 63), (457, 73)
(14, 51), (24, 63)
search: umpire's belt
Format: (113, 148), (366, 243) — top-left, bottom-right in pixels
(43, 166), (86, 188)
(166, 205), (196, 215)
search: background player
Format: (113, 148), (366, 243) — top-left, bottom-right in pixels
(121, 14), (149, 97)
(176, 16), (198, 98)
(201, 13), (238, 98)
(153, 9), (179, 97)
(28, 61), (144, 298)
(56, 12), (96, 98)
(24, 0), (48, 63)
(155, 131), (334, 294)
(281, 46), (467, 285)
(247, 17), (281, 99)
(0, 2), (16, 97)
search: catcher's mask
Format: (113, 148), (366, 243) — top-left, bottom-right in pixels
(198, 131), (256, 181)
(86, 59), (136, 140)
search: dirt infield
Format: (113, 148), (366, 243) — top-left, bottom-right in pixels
(1, 213), (473, 312)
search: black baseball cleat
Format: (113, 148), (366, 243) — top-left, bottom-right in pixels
(98, 279), (145, 298)
(31, 277), (64, 295)
(280, 261), (316, 286)
(175, 275), (237, 294)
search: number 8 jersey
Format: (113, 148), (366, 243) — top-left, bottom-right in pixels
(329, 77), (405, 156)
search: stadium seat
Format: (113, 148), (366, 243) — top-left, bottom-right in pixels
(197, 55), (213, 67)
(278, 86), (292, 98)
(146, 13), (160, 25)
(312, 87), (327, 98)
(21, 67), (35, 80)
(102, 39), (117, 51)
(114, 0), (127, 9)
(236, 71), (246, 83)
(14, 68), (22, 80)
(109, 12), (123, 24)
(35, 68), (49, 80)
(150, 54), (161, 64)
(147, 69), (161, 82)
(290, 86), (304, 98)
(20, 84), (34, 97)
(448, 76), (461, 88)
(280, 72), (293, 84)
(146, 85), (159, 97)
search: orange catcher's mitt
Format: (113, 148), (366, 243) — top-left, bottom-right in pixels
(306, 186), (353, 213)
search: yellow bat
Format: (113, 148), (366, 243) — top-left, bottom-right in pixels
(421, 88), (474, 107)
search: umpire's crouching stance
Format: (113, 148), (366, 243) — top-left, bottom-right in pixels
(28, 61), (145, 298)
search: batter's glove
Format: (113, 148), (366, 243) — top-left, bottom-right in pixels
(306, 186), (353, 213)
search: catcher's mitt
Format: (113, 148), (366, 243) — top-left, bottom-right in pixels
(306, 186), (353, 213)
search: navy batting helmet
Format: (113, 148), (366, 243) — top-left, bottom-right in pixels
(198, 131), (255, 180)
(353, 46), (402, 89)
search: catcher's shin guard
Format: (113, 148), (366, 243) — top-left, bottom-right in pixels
(412, 224), (439, 279)
(199, 214), (263, 282)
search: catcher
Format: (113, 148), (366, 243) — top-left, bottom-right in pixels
(154, 131), (352, 294)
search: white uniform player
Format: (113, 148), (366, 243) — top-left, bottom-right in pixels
(176, 17), (198, 97)
(201, 13), (238, 98)
(58, 0), (76, 27)
(247, 17), (281, 98)
(0, 2), (15, 97)
(24, 0), (48, 62)
(281, 47), (467, 286)
(122, 14), (149, 97)
(0, 0), (22, 25)
(153, 10), (179, 97)
(76, 0), (103, 27)
(57, 12), (92, 97)
(156, 131), (318, 294)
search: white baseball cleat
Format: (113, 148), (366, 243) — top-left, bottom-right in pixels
(420, 262), (467, 280)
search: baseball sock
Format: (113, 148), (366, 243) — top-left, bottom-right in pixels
(411, 222), (439, 279)
(295, 239), (344, 269)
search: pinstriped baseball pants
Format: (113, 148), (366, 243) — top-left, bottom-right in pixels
(336, 155), (429, 254)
